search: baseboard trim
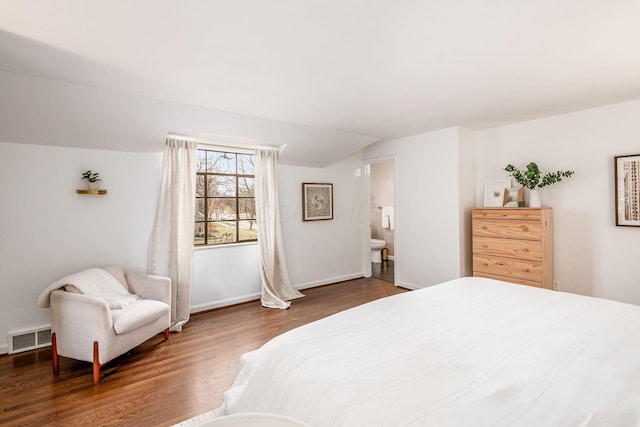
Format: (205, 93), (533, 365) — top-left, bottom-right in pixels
(190, 273), (367, 314)
(0, 344), (8, 355)
(190, 292), (261, 314)
(395, 280), (422, 291)
(294, 273), (365, 291)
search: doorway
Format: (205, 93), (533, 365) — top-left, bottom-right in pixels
(363, 156), (396, 285)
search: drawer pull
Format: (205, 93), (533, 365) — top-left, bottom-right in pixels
(523, 269), (530, 273)
(496, 262), (504, 266)
(482, 245), (488, 249)
(520, 225), (529, 231)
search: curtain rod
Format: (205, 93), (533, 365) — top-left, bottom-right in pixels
(166, 133), (285, 153)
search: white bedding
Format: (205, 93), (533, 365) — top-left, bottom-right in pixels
(221, 277), (640, 426)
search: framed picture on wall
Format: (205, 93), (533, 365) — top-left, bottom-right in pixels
(483, 179), (511, 207)
(615, 154), (640, 226)
(302, 183), (333, 221)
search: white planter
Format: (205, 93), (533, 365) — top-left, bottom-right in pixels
(529, 189), (541, 208)
(87, 181), (100, 191)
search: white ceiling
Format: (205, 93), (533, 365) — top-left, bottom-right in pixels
(2, 0), (640, 166)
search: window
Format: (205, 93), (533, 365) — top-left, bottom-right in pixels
(194, 148), (257, 246)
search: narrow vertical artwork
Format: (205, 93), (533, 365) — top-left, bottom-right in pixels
(615, 154), (640, 226)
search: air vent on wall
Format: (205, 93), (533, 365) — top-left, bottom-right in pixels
(8, 326), (52, 354)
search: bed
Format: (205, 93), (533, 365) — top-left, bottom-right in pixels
(220, 277), (640, 426)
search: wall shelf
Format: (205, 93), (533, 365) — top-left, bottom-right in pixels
(76, 189), (108, 195)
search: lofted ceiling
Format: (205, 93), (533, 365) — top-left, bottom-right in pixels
(2, 0), (640, 166)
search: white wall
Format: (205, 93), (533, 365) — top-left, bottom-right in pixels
(475, 99), (640, 305)
(279, 151), (365, 288)
(458, 127), (476, 276)
(191, 244), (261, 311)
(363, 127), (475, 289)
(189, 151), (365, 311)
(0, 142), (161, 354)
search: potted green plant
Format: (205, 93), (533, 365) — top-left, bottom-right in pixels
(504, 162), (574, 207)
(81, 170), (101, 190)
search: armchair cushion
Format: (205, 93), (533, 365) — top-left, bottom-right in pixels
(126, 273), (171, 305)
(112, 299), (170, 334)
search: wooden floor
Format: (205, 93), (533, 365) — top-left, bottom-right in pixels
(0, 277), (408, 427)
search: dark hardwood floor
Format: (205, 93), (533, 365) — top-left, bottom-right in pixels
(0, 277), (408, 427)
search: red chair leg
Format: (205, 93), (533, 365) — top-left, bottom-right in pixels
(93, 341), (101, 384)
(51, 332), (59, 374)
(164, 328), (170, 341)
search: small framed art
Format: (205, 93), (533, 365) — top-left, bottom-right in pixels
(302, 183), (333, 221)
(483, 179), (511, 207)
(615, 154), (640, 226)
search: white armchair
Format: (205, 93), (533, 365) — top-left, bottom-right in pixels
(39, 267), (171, 383)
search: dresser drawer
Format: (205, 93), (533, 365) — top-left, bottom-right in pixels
(473, 219), (542, 240)
(472, 209), (543, 220)
(473, 271), (542, 288)
(473, 254), (542, 283)
(473, 236), (542, 261)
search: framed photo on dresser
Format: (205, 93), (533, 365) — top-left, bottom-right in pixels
(503, 186), (524, 207)
(483, 179), (511, 207)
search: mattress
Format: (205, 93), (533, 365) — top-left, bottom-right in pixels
(221, 277), (640, 426)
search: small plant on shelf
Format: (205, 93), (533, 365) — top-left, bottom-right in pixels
(81, 170), (101, 183)
(504, 162), (574, 190)
(80, 170), (103, 192)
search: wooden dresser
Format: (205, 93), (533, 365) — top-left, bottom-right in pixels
(472, 208), (552, 289)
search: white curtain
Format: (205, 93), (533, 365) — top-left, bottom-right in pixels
(148, 137), (197, 331)
(255, 148), (304, 309)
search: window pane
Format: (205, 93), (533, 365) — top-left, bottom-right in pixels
(238, 177), (254, 197)
(208, 151), (236, 174)
(207, 221), (236, 244)
(195, 198), (205, 221)
(239, 220), (258, 241)
(238, 154), (254, 175)
(196, 175), (205, 197)
(208, 175), (236, 197)
(193, 149), (256, 246)
(208, 198), (236, 220)
(238, 198), (255, 219)
(196, 150), (207, 173)
(194, 222), (206, 245)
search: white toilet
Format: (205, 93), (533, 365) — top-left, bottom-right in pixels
(371, 239), (386, 263)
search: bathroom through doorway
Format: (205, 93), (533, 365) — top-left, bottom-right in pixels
(363, 156), (396, 285)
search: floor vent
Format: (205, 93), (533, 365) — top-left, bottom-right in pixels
(8, 326), (52, 354)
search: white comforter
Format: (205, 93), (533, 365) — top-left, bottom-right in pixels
(221, 277), (640, 426)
